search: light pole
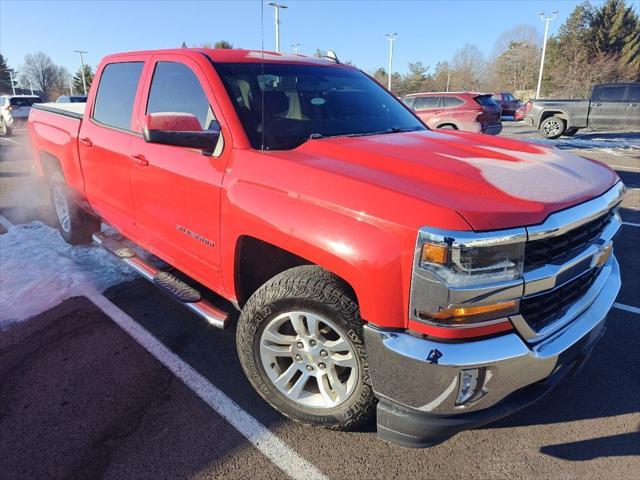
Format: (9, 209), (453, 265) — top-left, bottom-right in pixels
(267, 2), (287, 53)
(446, 67), (451, 92)
(74, 50), (88, 94)
(291, 43), (301, 54)
(9, 70), (16, 95)
(535, 10), (557, 99)
(68, 75), (74, 95)
(29, 79), (34, 95)
(385, 33), (397, 91)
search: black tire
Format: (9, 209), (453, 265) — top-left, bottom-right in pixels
(49, 171), (100, 245)
(236, 265), (376, 431)
(563, 127), (579, 137)
(540, 116), (565, 139)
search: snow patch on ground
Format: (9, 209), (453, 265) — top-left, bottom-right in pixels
(0, 221), (136, 329)
(526, 136), (640, 153)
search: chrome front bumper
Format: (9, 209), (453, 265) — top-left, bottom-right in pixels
(365, 254), (620, 445)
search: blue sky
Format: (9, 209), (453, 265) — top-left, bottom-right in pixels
(1, 0), (592, 76)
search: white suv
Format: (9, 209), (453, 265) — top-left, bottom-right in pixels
(1, 95), (43, 136)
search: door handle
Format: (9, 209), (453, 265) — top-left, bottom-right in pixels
(131, 154), (149, 166)
(79, 137), (93, 147)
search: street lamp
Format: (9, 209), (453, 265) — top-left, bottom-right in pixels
(74, 50), (88, 94)
(267, 2), (288, 53)
(9, 70), (16, 95)
(535, 10), (558, 99)
(385, 33), (397, 91)
(291, 43), (301, 54)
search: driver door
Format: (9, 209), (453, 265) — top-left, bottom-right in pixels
(128, 54), (229, 288)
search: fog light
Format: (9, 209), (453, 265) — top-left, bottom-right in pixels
(456, 368), (484, 405)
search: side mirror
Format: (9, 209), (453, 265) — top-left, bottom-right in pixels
(143, 112), (220, 151)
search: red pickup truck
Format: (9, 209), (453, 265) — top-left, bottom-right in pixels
(28, 48), (624, 447)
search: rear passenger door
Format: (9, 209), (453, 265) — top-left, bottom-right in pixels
(624, 84), (640, 128)
(128, 54), (228, 287)
(79, 60), (146, 234)
(589, 84), (627, 128)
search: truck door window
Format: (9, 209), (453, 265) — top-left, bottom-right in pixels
(593, 85), (626, 102)
(92, 62), (144, 131)
(146, 62), (215, 130)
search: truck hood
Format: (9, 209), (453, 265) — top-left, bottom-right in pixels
(292, 130), (619, 230)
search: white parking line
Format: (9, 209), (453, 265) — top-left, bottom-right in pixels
(613, 302), (640, 315)
(0, 213), (13, 230)
(86, 291), (329, 480)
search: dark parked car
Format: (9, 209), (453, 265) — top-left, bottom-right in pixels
(492, 92), (521, 117)
(56, 95), (88, 103)
(403, 92), (502, 135)
(526, 82), (640, 138)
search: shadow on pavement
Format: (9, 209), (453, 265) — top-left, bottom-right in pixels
(540, 431), (640, 461)
(487, 309), (639, 430)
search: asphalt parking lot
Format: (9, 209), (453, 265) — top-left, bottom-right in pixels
(1, 124), (639, 479)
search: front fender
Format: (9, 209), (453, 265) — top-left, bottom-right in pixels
(219, 150), (470, 329)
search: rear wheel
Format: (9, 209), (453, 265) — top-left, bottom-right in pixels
(563, 127), (579, 137)
(49, 171), (100, 245)
(540, 116), (565, 139)
(236, 265), (376, 430)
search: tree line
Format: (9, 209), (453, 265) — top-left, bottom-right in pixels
(372, 0), (638, 99)
(1, 0), (637, 102)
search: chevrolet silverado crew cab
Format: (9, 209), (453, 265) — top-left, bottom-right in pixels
(28, 49), (624, 448)
(527, 82), (640, 139)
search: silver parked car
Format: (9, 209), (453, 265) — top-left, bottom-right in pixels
(1, 95), (43, 136)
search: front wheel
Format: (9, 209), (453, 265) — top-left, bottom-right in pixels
(540, 116), (565, 139)
(49, 171), (100, 245)
(236, 265), (376, 430)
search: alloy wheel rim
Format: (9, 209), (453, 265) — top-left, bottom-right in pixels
(259, 311), (359, 409)
(544, 120), (561, 136)
(53, 186), (71, 233)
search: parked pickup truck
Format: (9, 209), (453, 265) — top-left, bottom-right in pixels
(29, 49), (625, 447)
(526, 82), (640, 138)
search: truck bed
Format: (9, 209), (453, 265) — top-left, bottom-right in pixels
(32, 102), (86, 119)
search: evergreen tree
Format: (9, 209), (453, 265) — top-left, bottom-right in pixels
(0, 54), (14, 94)
(591, 0), (640, 75)
(73, 64), (94, 95)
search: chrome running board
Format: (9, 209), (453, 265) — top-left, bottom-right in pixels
(92, 232), (229, 329)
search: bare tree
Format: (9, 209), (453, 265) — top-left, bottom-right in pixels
(19, 52), (68, 101)
(450, 44), (485, 90)
(487, 25), (541, 92)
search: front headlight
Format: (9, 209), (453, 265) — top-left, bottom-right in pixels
(417, 227), (526, 286)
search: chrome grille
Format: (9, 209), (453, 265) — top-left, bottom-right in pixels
(524, 211), (613, 269)
(520, 268), (600, 331)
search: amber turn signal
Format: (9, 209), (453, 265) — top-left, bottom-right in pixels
(421, 243), (448, 265)
(431, 300), (518, 322)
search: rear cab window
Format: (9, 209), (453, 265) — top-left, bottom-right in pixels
(92, 62), (144, 130)
(10, 97), (42, 107)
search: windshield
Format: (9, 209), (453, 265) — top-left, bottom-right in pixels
(214, 62), (425, 150)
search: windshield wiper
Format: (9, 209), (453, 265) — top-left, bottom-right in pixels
(309, 126), (422, 141)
